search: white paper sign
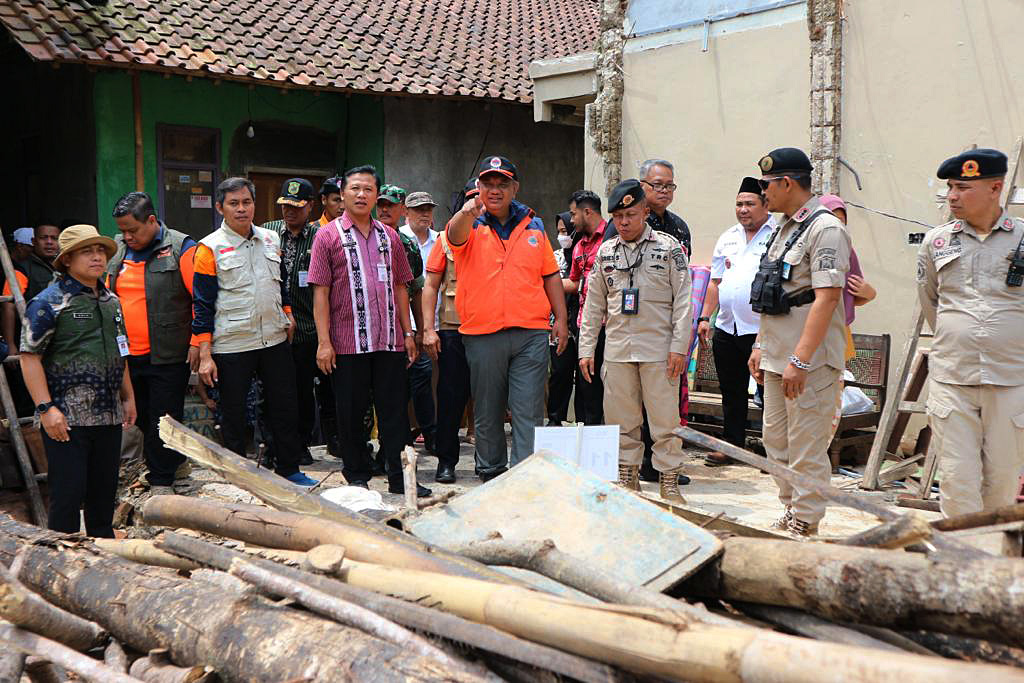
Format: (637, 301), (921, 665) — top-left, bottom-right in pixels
(190, 194), (212, 209)
(534, 425), (619, 480)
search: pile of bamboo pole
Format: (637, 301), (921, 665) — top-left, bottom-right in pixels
(0, 417), (1023, 682)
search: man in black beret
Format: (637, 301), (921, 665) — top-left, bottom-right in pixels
(747, 147), (851, 538)
(578, 179), (693, 503)
(918, 147), (1024, 553)
(696, 177), (775, 465)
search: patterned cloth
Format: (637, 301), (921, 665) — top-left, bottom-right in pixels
(678, 265), (711, 426)
(307, 214), (414, 355)
(398, 231), (425, 292)
(21, 276), (127, 426)
(262, 220), (319, 344)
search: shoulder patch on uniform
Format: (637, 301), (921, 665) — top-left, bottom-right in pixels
(670, 246), (686, 271)
(793, 207), (811, 222)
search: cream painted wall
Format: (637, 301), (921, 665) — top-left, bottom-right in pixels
(840, 0), (1024, 365)
(618, 15), (810, 266)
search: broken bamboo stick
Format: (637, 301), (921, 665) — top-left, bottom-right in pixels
(676, 426), (975, 554)
(128, 649), (215, 683)
(156, 416), (514, 583)
(94, 538), (200, 571)
(932, 502), (1024, 533)
(157, 532), (619, 683)
(401, 447), (418, 511)
(0, 622), (143, 683)
(733, 603), (910, 653)
(0, 562), (108, 650)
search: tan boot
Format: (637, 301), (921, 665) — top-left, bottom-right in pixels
(770, 506), (793, 532)
(617, 464), (640, 491)
(658, 468), (686, 504)
(787, 517), (820, 539)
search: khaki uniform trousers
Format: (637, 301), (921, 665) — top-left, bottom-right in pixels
(929, 380), (1024, 519)
(602, 360), (683, 471)
(762, 365), (842, 525)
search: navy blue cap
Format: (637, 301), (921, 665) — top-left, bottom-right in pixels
(477, 155), (518, 181)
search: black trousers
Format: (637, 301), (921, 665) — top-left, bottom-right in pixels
(333, 351), (409, 485)
(44, 425), (122, 537)
(408, 351), (436, 438)
(435, 330), (471, 468)
(575, 328), (605, 425)
(127, 354), (189, 486)
(712, 326), (759, 447)
(214, 342), (303, 477)
(291, 339), (336, 448)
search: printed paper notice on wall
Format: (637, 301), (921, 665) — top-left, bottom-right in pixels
(190, 194), (212, 209)
(178, 175), (191, 184)
(533, 425), (619, 480)
(198, 170), (213, 182)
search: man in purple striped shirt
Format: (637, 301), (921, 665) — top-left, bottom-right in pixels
(309, 165), (429, 496)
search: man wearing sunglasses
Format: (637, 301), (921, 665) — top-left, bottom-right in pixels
(747, 147), (850, 538)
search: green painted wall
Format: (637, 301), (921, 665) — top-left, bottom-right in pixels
(92, 71), (384, 235)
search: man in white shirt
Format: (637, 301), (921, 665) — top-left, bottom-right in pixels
(696, 177), (775, 464)
(401, 191), (440, 452)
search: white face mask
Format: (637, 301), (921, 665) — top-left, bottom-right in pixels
(557, 234), (574, 249)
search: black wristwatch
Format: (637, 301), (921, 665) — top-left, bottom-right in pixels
(35, 401), (54, 414)
(697, 316), (711, 323)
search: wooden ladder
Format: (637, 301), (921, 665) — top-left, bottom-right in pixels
(860, 138), (1024, 495)
(0, 233), (46, 525)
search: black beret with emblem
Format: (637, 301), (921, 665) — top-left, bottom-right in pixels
(608, 179), (645, 212)
(738, 176), (763, 196)
(936, 148), (1008, 180)
(758, 147), (813, 176)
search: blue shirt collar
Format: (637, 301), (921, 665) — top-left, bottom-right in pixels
(124, 223), (167, 262)
(480, 200), (531, 240)
(59, 275), (108, 296)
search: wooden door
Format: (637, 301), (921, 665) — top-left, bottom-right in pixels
(249, 172), (326, 227)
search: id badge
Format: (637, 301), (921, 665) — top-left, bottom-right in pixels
(376, 264), (388, 282)
(781, 262), (792, 281)
(116, 334), (130, 357)
(298, 270), (309, 288)
(622, 287), (640, 315)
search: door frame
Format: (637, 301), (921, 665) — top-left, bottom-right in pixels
(156, 124), (222, 234)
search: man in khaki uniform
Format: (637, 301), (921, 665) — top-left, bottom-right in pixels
(579, 179), (692, 502)
(747, 148), (850, 538)
(917, 148), (1024, 552)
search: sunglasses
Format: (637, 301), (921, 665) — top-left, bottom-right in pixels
(758, 174), (808, 191)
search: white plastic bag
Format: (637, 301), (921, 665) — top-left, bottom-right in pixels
(841, 370), (875, 415)
(320, 486), (396, 513)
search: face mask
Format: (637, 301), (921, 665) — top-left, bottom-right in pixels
(557, 235), (573, 249)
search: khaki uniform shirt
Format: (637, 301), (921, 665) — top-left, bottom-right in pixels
(579, 226), (692, 363)
(759, 197), (851, 374)
(917, 212), (1024, 386)
(436, 232), (461, 331)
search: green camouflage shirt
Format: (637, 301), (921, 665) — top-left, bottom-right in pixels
(262, 219), (318, 344)
(398, 230), (424, 292)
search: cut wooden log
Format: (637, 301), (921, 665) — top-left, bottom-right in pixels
(303, 544), (345, 575)
(445, 537), (740, 628)
(104, 639), (130, 673)
(140, 495), (510, 581)
(23, 658), (67, 683)
(702, 536), (1024, 646)
(839, 513), (933, 549)
(897, 630), (1024, 669)
(0, 515), (488, 683)
(157, 532), (620, 683)
(329, 556), (1024, 682)
(94, 538), (200, 571)
(227, 558), (491, 682)
(155, 417), (514, 583)
(400, 447), (418, 511)
(897, 497), (941, 512)
(0, 623), (142, 683)
(0, 562), (107, 650)
(128, 649), (215, 683)
(676, 426), (977, 555)
(932, 502), (1024, 532)
(0, 651), (26, 682)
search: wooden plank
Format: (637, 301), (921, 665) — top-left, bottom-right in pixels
(638, 492), (786, 539)
(862, 309), (923, 490)
(410, 452), (723, 591)
(898, 401), (927, 414)
(885, 350), (930, 455)
(877, 454), (925, 486)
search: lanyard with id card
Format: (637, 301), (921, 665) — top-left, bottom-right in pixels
(377, 263), (388, 282)
(615, 241), (647, 315)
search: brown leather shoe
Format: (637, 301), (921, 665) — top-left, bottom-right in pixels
(658, 468), (687, 504)
(703, 451), (734, 467)
(618, 464), (640, 491)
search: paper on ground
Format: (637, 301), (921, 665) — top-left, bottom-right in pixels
(534, 424), (619, 480)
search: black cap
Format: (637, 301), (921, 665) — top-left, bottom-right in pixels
(738, 177), (763, 196)
(937, 148), (1008, 180)
(477, 155), (518, 181)
(463, 178), (479, 198)
(277, 178), (314, 207)
(758, 148), (813, 176)
(320, 176), (341, 196)
(608, 179), (645, 212)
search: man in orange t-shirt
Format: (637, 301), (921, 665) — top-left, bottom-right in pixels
(445, 156), (569, 479)
(107, 192), (199, 494)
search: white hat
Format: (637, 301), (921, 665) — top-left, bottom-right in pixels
(12, 228), (33, 245)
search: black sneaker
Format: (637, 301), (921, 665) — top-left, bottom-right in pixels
(388, 481), (432, 497)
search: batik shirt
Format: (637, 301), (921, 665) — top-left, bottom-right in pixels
(21, 276), (127, 426)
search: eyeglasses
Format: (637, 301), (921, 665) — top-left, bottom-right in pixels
(641, 180), (677, 193)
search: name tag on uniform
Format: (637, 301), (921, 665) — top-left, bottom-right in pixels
(622, 288), (639, 315)
(72, 312), (93, 319)
(377, 264), (388, 282)
(781, 262), (792, 281)
(116, 334), (130, 357)
(298, 270), (308, 288)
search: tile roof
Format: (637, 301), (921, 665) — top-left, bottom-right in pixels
(0, 0), (599, 103)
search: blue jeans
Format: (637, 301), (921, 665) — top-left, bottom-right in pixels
(463, 328), (549, 474)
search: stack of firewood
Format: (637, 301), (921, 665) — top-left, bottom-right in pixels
(1, 418), (1023, 683)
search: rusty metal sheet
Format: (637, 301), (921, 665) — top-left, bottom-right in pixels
(409, 452), (722, 592)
